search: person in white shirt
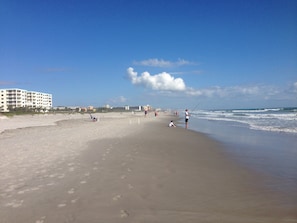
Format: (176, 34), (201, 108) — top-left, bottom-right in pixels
(185, 109), (190, 129)
(168, 120), (176, 127)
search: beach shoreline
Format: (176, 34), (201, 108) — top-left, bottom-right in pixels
(187, 116), (297, 205)
(0, 113), (296, 222)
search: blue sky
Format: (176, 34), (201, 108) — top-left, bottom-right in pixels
(1, 0), (296, 109)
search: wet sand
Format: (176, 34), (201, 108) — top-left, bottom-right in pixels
(0, 112), (296, 222)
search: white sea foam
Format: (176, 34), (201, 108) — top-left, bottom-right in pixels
(192, 107), (297, 134)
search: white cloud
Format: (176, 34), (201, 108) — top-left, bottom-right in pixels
(127, 67), (186, 91)
(127, 67), (296, 106)
(127, 67), (279, 99)
(0, 81), (17, 86)
(108, 96), (127, 105)
(171, 70), (203, 75)
(133, 58), (195, 68)
(118, 96), (127, 103)
(293, 82), (297, 93)
(186, 85), (278, 99)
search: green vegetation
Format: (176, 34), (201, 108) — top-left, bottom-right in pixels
(0, 106), (139, 117)
(1, 106), (44, 117)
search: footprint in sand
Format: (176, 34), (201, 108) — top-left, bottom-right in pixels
(68, 163), (77, 172)
(93, 161), (99, 170)
(57, 174), (65, 179)
(120, 175), (126, 180)
(17, 189), (28, 195)
(120, 210), (129, 218)
(71, 198), (79, 203)
(126, 154), (134, 161)
(57, 203), (67, 208)
(5, 199), (24, 208)
(80, 180), (87, 184)
(112, 195), (122, 201)
(67, 188), (75, 194)
(35, 216), (46, 223)
(128, 184), (134, 189)
(18, 186), (41, 195)
(31, 185), (43, 191)
(133, 148), (139, 154)
(49, 174), (57, 178)
(5, 184), (18, 192)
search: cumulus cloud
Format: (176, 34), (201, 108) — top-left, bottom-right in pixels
(133, 58), (195, 68)
(127, 67), (186, 91)
(126, 67), (296, 105)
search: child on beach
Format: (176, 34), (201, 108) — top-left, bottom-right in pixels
(90, 114), (98, 122)
(169, 120), (176, 127)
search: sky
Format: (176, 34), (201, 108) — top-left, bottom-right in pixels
(1, 0), (297, 110)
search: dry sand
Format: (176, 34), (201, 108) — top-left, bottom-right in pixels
(0, 112), (296, 223)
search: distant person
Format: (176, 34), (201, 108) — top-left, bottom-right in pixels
(169, 120), (176, 127)
(90, 113), (97, 122)
(185, 109), (190, 129)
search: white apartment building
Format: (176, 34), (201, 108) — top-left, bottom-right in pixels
(0, 88), (52, 112)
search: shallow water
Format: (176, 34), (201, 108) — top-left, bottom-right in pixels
(184, 116), (297, 205)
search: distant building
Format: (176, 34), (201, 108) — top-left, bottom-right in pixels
(142, 105), (151, 111)
(0, 88), (52, 112)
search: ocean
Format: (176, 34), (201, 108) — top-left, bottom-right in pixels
(182, 107), (297, 204)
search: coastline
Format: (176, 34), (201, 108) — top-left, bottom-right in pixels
(186, 116), (297, 204)
(0, 113), (296, 222)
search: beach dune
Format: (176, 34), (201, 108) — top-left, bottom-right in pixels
(0, 113), (296, 223)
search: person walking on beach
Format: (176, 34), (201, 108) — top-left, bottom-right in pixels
(185, 109), (190, 129)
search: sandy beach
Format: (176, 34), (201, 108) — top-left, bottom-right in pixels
(0, 112), (296, 223)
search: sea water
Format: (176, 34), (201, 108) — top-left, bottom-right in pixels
(183, 107), (297, 201)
